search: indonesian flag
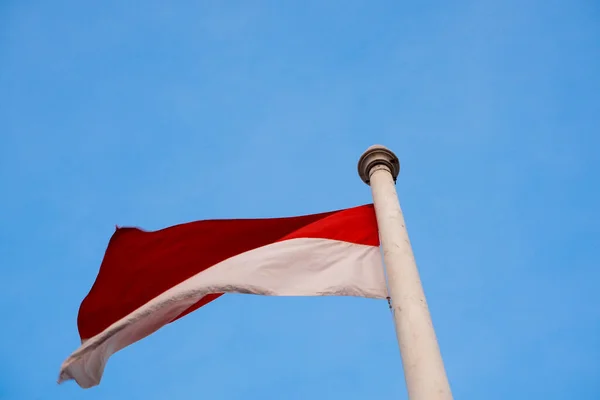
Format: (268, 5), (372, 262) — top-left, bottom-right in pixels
(59, 204), (387, 388)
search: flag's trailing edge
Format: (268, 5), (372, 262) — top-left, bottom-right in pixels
(59, 204), (386, 388)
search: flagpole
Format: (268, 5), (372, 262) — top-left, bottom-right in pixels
(358, 145), (453, 400)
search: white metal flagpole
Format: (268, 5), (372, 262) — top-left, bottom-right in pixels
(358, 145), (453, 400)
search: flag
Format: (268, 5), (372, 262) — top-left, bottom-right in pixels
(59, 204), (386, 388)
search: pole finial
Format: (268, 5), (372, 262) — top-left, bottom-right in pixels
(357, 145), (400, 185)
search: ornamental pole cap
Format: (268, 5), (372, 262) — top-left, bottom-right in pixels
(357, 145), (400, 185)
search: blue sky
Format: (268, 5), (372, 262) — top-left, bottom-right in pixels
(1, 1), (599, 399)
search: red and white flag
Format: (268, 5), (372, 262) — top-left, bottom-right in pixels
(59, 204), (386, 388)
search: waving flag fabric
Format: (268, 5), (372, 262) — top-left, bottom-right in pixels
(59, 204), (386, 388)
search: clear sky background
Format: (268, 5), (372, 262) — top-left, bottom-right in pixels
(1, 1), (599, 399)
